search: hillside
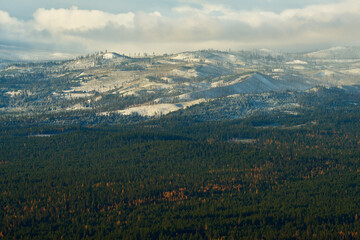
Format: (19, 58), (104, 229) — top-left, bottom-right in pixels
(1, 47), (360, 122)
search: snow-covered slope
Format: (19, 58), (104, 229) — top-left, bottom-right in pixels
(305, 47), (360, 59)
(176, 73), (312, 101)
(1, 47), (360, 119)
(102, 99), (206, 117)
(103, 52), (122, 59)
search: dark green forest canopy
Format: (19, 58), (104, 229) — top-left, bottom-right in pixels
(1, 107), (360, 239)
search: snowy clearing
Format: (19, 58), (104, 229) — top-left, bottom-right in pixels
(101, 99), (206, 117)
(286, 60), (308, 65)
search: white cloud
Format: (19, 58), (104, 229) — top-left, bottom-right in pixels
(183, 0), (360, 28)
(0, 10), (28, 35)
(0, 10), (34, 46)
(33, 7), (135, 32)
(0, 10), (21, 26)
(0, 0), (360, 57)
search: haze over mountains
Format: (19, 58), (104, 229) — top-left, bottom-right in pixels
(1, 46), (360, 122)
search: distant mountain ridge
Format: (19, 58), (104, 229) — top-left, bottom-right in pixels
(1, 46), (360, 122)
(1, 46), (360, 61)
(304, 46), (360, 59)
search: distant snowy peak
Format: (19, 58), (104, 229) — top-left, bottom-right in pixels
(305, 46), (360, 59)
(170, 50), (240, 64)
(0, 47), (77, 61)
(102, 52), (123, 59)
(253, 48), (283, 56)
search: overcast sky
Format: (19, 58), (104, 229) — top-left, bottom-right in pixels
(0, 0), (359, 56)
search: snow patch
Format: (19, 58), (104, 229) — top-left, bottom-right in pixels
(292, 65), (305, 70)
(6, 90), (22, 97)
(286, 60), (308, 65)
(62, 92), (94, 99)
(171, 53), (202, 62)
(306, 87), (320, 93)
(103, 52), (121, 59)
(102, 99), (206, 117)
(171, 69), (198, 78)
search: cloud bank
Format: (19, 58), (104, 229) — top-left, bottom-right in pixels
(0, 0), (359, 57)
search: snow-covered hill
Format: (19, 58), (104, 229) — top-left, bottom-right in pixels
(174, 73), (311, 102)
(305, 46), (360, 59)
(1, 47), (360, 120)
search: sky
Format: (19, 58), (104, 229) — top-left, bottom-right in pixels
(0, 0), (359, 58)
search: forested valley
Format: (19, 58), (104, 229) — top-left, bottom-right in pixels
(1, 105), (360, 239)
